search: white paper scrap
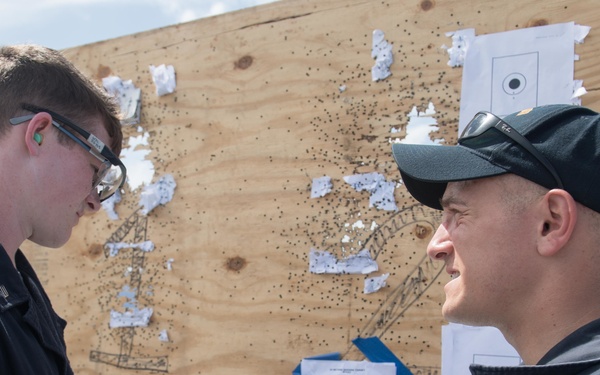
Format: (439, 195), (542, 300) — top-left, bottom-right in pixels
(344, 172), (384, 192)
(149, 64), (176, 96)
(159, 329), (170, 342)
(301, 359), (395, 375)
(371, 29), (393, 81)
(364, 273), (389, 294)
(368, 179), (398, 211)
(309, 248), (378, 275)
(575, 24), (591, 44)
(352, 220), (365, 230)
(139, 174), (177, 215)
(102, 75), (141, 125)
(166, 258), (174, 271)
(571, 80), (587, 105)
(344, 172), (398, 211)
(310, 176), (333, 198)
(443, 29), (476, 67)
(109, 307), (153, 328)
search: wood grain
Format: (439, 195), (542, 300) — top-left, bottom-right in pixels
(20, 0), (600, 374)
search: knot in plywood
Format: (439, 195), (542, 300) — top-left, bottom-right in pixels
(96, 64), (112, 79)
(234, 55), (254, 70)
(87, 243), (104, 259)
(528, 18), (549, 27)
(226, 256), (247, 271)
(420, 0), (434, 11)
(414, 224), (432, 239)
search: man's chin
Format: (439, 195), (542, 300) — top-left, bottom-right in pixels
(30, 233), (71, 249)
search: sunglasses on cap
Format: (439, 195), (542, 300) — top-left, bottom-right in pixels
(459, 111), (564, 189)
(9, 104), (127, 202)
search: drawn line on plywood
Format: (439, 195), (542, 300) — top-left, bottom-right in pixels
(349, 204), (443, 346)
(90, 211), (169, 373)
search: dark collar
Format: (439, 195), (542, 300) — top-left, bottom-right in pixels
(538, 318), (600, 365)
(0, 246), (33, 311)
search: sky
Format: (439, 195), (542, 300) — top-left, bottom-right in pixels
(0, 0), (280, 50)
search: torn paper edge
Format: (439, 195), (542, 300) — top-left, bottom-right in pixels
(139, 174), (177, 215)
(572, 80), (587, 105)
(159, 329), (170, 342)
(364, 273), (390, 294)
(442, 28), (475, 67)
(149, 64), (177, 96)
(102, 75), (141, 126)
(575, 24), (591, 44)
(311, 176), (333, 198)
(371, 29), (393, 81)
(343, 172), (398, 211)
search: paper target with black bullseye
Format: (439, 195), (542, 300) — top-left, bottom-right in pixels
(503, 73), (527, 95)
(491, 52), (539, 115)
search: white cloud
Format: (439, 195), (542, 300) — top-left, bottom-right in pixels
(155, 0), (281, 23)
(0, 0), (281, 49)
(208, 2), (228, 17)
(178, 9), (198, 23)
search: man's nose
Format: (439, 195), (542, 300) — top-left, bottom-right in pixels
(427, 224), (453, 261)
(83, 190), (102, 215)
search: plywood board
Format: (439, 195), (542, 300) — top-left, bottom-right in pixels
(20, 0), (600, 374)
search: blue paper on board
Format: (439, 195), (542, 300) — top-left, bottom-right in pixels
(352, 336), (412, 375)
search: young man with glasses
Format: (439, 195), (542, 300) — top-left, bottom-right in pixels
(0, 45), (126, 374)
(391, 104), (600, 374)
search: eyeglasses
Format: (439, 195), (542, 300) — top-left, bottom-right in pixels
(459, 111), (564, 189)
(9, 104), (127, 202)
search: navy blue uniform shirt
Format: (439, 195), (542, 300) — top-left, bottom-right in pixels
(0, 246), (73, 374)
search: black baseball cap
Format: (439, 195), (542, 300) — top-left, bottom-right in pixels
(391, 104), (600, 212)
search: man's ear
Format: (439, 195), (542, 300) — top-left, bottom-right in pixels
(537, 189), (577, 257)
(24, 112), (52, 155)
